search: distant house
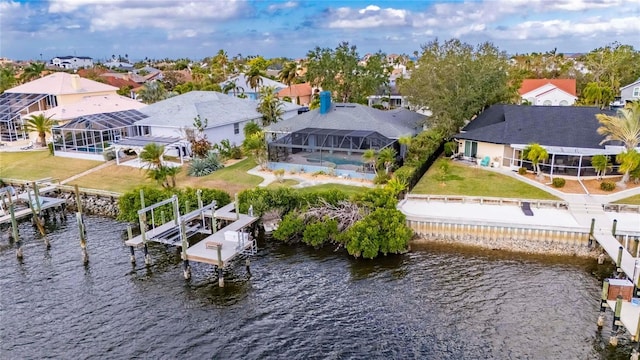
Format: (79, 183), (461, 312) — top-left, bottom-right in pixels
(277, 83), (313, 106)
(519, 79), (577, 106)
(50, 56), (94, 69)
(620, 78), (640, 104)
(265, 93), (426, 179)
(453, 104), (620, 177)
(220, 73), (287, 100)
(103, 61), (134, 71)
(1, 73), (118, 141)
(131, 91), (302, 154)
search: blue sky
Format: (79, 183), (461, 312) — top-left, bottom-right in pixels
(1, 0), (639, 61)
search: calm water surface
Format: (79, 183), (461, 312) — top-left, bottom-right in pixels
(0, 216), (634, 359)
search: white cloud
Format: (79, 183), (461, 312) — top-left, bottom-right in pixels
(326, 5), (409, 29)
(267, 1), (297, 12)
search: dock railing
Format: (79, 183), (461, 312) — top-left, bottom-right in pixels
(404, 194), (568, 209)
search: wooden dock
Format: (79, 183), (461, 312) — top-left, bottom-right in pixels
(0, 193), (66, 226)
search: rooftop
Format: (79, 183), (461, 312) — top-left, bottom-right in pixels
(5, 72), (118, 95)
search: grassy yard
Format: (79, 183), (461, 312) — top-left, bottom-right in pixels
(412, 159), (559, 200)
(68, 163), (155, 193)
(613, 194), (640, 205)
(0, 150), (102, 182)
(296, 183), (370, 197)
(267, 179), (300, 188)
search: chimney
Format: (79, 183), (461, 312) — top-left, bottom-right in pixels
(71, 74), (81, 90)
(319, 91), (331, 114)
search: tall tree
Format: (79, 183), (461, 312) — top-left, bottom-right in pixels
(581, 42), (640, 95)
(137, 81), (169, 104)
(580, 82), (614, 108)
(23, 114), (58, 147)
(0, 65), (17, 93)
(221, 78), (244, 96)
(597, 101), (640, 184)
(278, 61), (298, 93)
(523, 143), (548, 178)
(257, 85), (283, 126)
(305, 42), (389, 103)
(20, 62), (46, 83)
(246, 66), (264, 93)
(399, 39), (516, 135)
(377, 147), (397, 174)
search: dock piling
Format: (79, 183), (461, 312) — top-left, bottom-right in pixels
(617, 246), (624, 275)
(127, 225), (135, 264)
(598, 279), (609, 328)
(180, 219), (191, 280)
(246, 258), (251, 277)
(612, 219), (618, 236)
(75, 185), (89, 265)
(8, 200), (22, 259)
(218, 267), (224, 288)
(610, 295), (623, 346)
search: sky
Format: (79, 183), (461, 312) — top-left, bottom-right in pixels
(1, 0), (639, 62)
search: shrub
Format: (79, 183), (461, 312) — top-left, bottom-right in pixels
(187, 152), (223, 177)
(103, 149), (116, 161)
(600, 181), (616, 191)
(518, 167), (527, 175)
(393, 165), (416, 185)
(444, 141), (457, 157)
(47, 142), (55, 156)
(551, 177), (565, 188)
(273, 168), (285, 182)
(230, 145), (243, 159)
(373, 172), (390, 184)
(312, 170), (326, 177)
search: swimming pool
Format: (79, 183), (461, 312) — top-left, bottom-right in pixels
(305, 154), (363, 166)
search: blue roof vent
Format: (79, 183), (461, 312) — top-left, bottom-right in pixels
(319, 91), (331, 115)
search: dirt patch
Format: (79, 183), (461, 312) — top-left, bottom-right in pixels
(223, 157), (246, 167)
(521, 173), (640, 195)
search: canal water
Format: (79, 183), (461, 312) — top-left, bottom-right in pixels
(0, 216), (634, 359)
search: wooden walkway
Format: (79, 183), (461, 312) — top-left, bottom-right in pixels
(0, 195), (65, 225)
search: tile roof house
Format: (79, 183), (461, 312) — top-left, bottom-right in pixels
(133, 91), (302, 148)
(33, 94), (145, 123)
(519, 79), (577, 106)
(1, 72), (118, 142)
(454, 104), (619, 177)
(265, 94), (426, 179)
(276, 83), (313, 106)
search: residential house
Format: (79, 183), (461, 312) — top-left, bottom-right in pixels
(620, 78), (640, 104)
(265, 93), (426, 179)
(519, 79), (577, 106)
(1, 72), (118, 141)
(50, 56), (94, 70)
(130, 91), (301, 158)
(454, 104), (621, 177)
(277, 83), (313, 106)
(220, 74), (287, 100)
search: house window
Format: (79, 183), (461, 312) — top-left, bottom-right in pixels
(234, 122), (239, 135)
(464, 141), (477, 158)
(633, 87), (640, 98)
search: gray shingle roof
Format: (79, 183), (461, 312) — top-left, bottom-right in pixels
(266, 103), (425, 139)
(455, 104), (618, 149)
(135, 91), (264, 128)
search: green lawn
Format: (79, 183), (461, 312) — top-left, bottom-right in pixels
(296, 183), (370, 197)
(68, 163), (155, 193)
(613, 194), (640, 205)
(267, 179), (300, 188)
(412, 158), (559, 200)
(0, 150), (102, 182)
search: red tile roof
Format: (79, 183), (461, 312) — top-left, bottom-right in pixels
(519, 79), (576, 96)
(277, 83), (312, 97)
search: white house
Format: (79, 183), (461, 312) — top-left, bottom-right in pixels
(620, 78), (640, 104)
(50, 56), (94, 69)
(519, 79), (577, 106)
(132, 91), (302, 157)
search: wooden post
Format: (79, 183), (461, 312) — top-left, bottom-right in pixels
(211, 200), (217, 232)
(27, 191), (46, 238)
(179, 218), (191, 279)
(235, 193), (239, 220)
(590, 218), (595, 238)
(140, 212), (150, 265)
(172, 195), (179, 226)
(75, 185), (88, 264)
(612, 219), (618, 236)
(246, 258), (251, 277)
(598, 279), (609, 327)
(610, 295), (623, 346)
(185, 200), (190, 214)
(161, 210), (165, 225)
(32, 182), (42, 215)
(8, 199), (22, 259)
(217, 244), (224, 287)
(127, 225), (135, 264)
(197, 189), (204, 226)
(617, 246), (624, 274)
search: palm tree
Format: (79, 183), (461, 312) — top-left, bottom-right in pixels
(20, 62), (46, 83)
(591, 154), (612, 180)
(378, 147), (397, 174)
(137, 81), (168, 104)
(278, 61), (298, 97)
(163, 165), (181, 189)
(242, 131), (267, 169)
(246, 66), (264, 94)
(243, 122), (261, 138)
(257, 86), (283, 126)
(222, 78), (244, 97)
(597, 101), (640, 184)
(0, 65), (17, 92)
(523, 143), (548, 178)
(23, 114), (58, 147)
(362, 149), (377, 174)
(214, 49), (229, 79)
(140, 142), (165, 170)
(616, 150), (640, 185)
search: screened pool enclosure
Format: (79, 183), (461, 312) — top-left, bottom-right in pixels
(52, 109), (150, 154)
(0, 93), (52, 142)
